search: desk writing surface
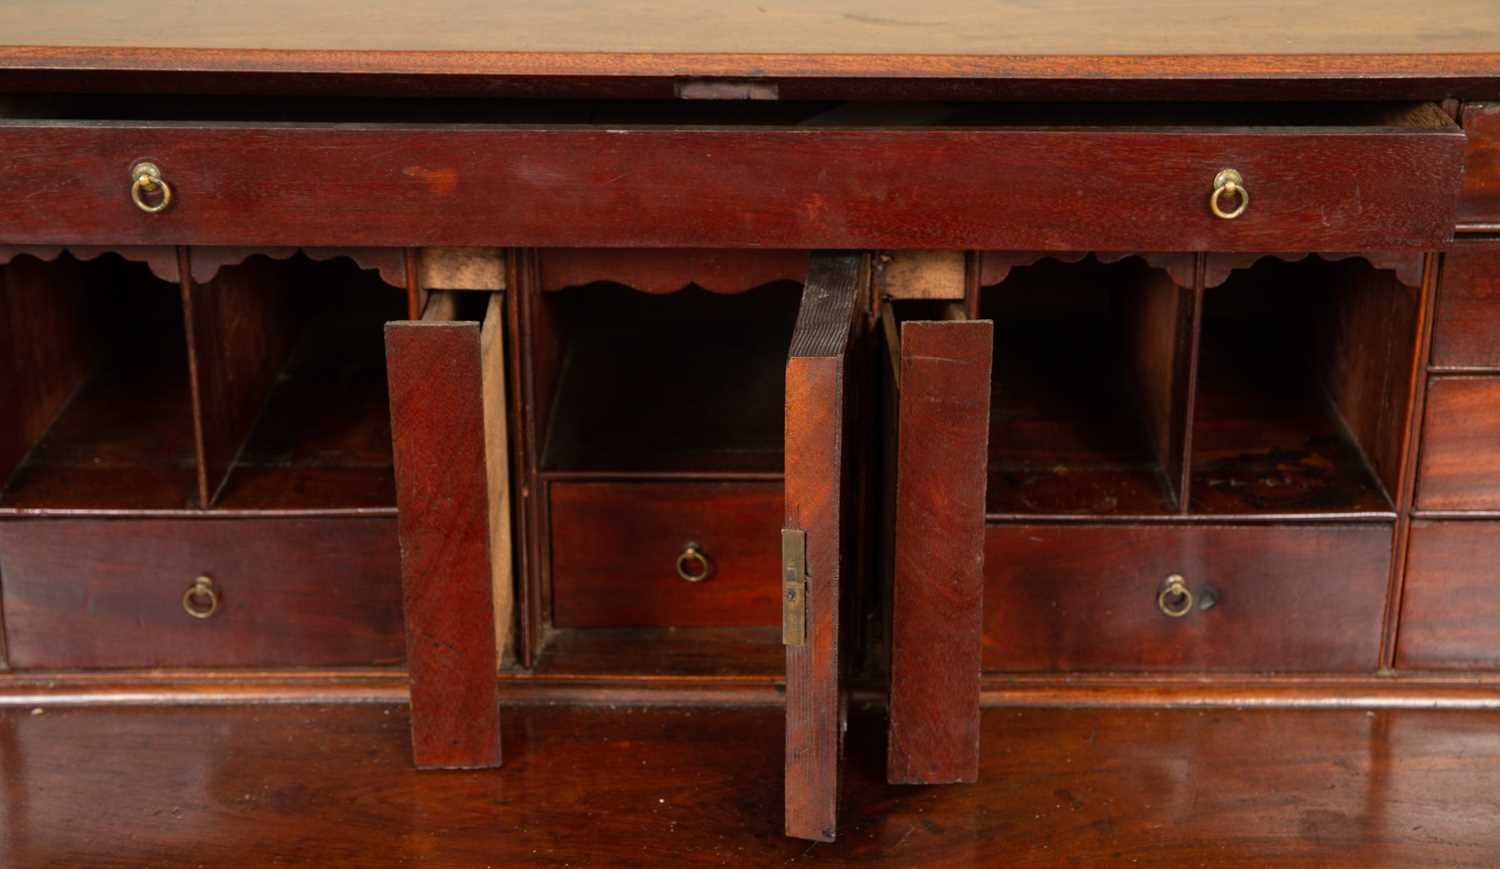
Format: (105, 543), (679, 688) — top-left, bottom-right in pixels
(0, 0), (1496, 82)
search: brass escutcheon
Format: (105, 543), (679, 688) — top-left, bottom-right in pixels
(130, 161), (173, 214)
(1209, 168), (1249, 220)
(1157, 574), (1193, 618)
(675, 543), (713, 583)
(182, 575), (220, 619)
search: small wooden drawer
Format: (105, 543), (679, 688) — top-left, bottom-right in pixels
(982, 523), (1391, 672)
(1397, 520), (1500, 670)
(1432, 242), (1500, 369)
(1416, 377), (1500, 511)
(1459, 103), (1500, 227)
(0, 103), (1464, 251)
(549, 482), (782, 628)
(0, 517), (404, 669)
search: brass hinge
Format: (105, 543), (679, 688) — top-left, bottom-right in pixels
(782, 529), (808, 646)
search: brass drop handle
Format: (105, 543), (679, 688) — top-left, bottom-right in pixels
(1209, 168), (1249, 220)
(1157, 574), (1193, 618)
(130, 161), (173, 214)
(675, 542), (713, 583)
(182, 575), (220, 619)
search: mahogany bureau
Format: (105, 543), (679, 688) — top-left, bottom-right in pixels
(0, 0), (1497, 843)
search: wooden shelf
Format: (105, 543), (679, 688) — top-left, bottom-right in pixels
(530, 626), (785, 679)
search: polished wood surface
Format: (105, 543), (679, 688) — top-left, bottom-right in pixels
(982, 523), (1392, 672)
(1416, 377), (1500, 511)
(1397, 520), (1500, 670)
(0, 517), (403, 669)
(784, 253), (864, 841)
(887, 315), (992, 785)
(1459, 102), (1500, 227)
(1431, 241), (1500, 369)
(0, 113), (1463, 251)
(549, 482), (784, 628)
(6, 702), (1500, 866)
(384, 294), (501, 769)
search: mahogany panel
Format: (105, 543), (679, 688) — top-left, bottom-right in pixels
(1458, 102), (1500, 226)
(784, 252), (863, 842)
(0, 517), (402, 668)
(1431, 241), (1500, 369)
(1416, 377), (1500, 511)
(385, 296), (501, 769)
(982, 523), (1391, 672)
(887, 318), (992, 785)
(0, 119), (1462, 251)
(183, 254), (300, 507)
(1397, 520), (1500, 670)
(539, 249), (808, 295)
(550, 482), (782, 628)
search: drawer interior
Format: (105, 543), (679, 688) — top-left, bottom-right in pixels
(0, 251), (196, 510)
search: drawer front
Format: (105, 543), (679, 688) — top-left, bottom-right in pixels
(1416, 377), (1500, 511)
(1459, 103), (1500, 227)
(1432, 242), (1500, 369)
(982, 523), (1391, 672)
(550, 482), (782, 628)
(0, 120), (1463, 251)
(0, 517), (403, 669)
(1397, 521), (1500, 670)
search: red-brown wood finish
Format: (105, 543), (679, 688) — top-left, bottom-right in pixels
(1432, 241), (1500, 370)
(887, 318), (993, 785)
(1459, 102), (1500, 227)
(1416, 377), (1500, 511)
(0, 517), (402, 668)
(1397, 520), (1500, 670)
(784, 252), (863, 842)
(548, 481), (783, 628)
(385, 306), (501, 769)
(0, 118), (1463, 251)
(538, 248), (809, 295)
(982, 523), (1392, 672)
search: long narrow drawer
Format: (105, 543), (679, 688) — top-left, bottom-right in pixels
(1416, 378), (1500, 511)
(1397, 520), (1500, 670)
(0, 104), (1463, 251)
(549, 481), (782, 628)
(983, 523), (1391, 672)
(1459, 103), (1500, 227)
(0, 517), (403, 669)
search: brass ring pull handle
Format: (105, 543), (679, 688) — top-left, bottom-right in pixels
(130, 161), (173, 214)
(1157, 574), (1193, 618)
(182, 575), (220, 619)
(675, 543), (713, 583)
(1209, 168), (1249, 220)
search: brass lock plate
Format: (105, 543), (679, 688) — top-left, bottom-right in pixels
(782, 528), (807, 647)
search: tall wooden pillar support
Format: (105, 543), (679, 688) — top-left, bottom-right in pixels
(386, 248), (511, 769)
(784, 252), (866, 842)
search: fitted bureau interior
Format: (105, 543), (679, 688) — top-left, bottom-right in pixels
(0, 250), (404, 513)
(527, 253), (806, 676)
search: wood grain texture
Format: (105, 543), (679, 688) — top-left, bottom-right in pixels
(784, 252), (862, 842)
(0, 122), (1463, 252)
(982, 523), (1392, 672)
(1416, 377), (1500, 511)
(480, 293), (513, 663)
(1397, 520), (1500, 670)
(0, 517), (402, 668)
(384, 295), (500, 769)
(874, 251), (966, 301)
(183, 254), (300, 507)
(539, 249), (808, 295)
(887, 318), (992, 785)
(8, 704), (1500, 866)
(549, 482), (783, 628)
(186, 247), (405, 288)
(1432, 241), (1500, 369)
(1459, 103), (1500, 227)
